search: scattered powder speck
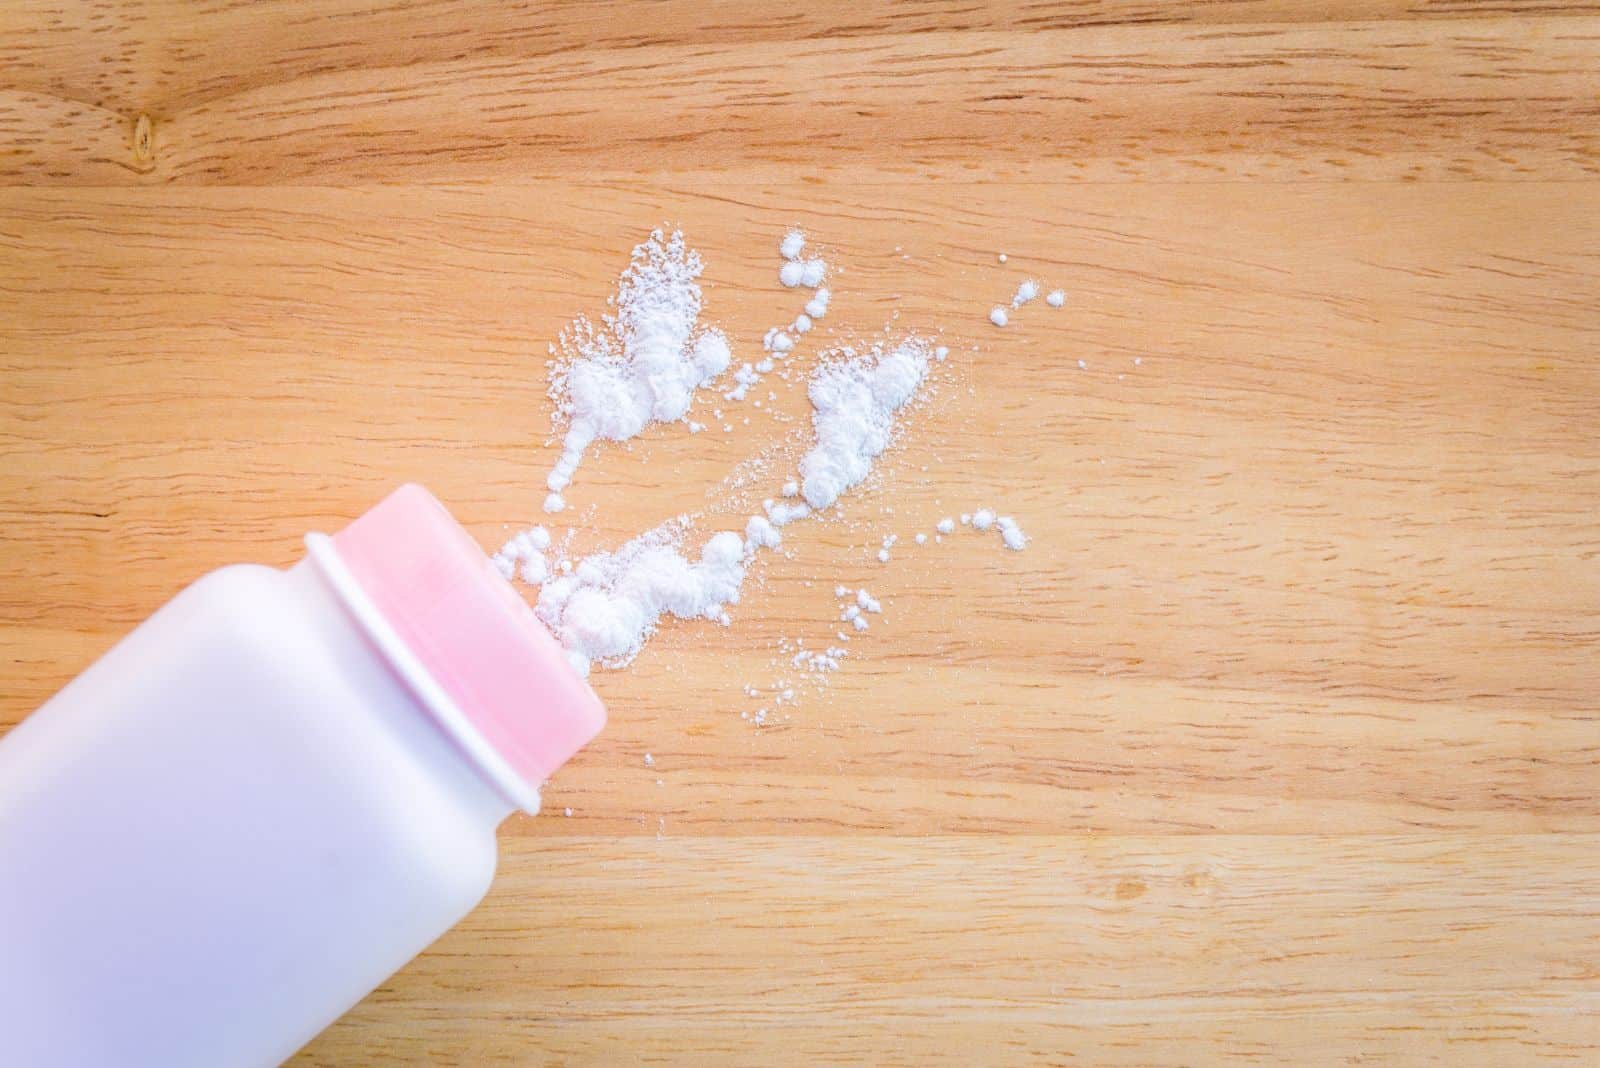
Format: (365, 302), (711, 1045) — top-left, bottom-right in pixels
(780, 230), (806, 260)
(1077, 359), (1088, 370)
(766, 499), (810, 526)
(1013, 280), (1039, 307)
(857, 589), (881, 614)
(1047, 290), (1065, 308)
(543, 492), (567, 514)
(989, 307), (1008, 328)
(643, 753), (655, 767)
(997, 516), (1027, 551)
(915, 532), (927, 545)
(779, 260), (806, 287)
(936, 517), (955, 534)
(998, 253), (1008, 263)
(804, 288), (831, 319)
(934, 346), (949, 361)
(972, 509), (995, 531)
(563, 807), (573, 817)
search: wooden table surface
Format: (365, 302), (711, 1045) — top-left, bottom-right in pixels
(4, 2), (1599, 1064)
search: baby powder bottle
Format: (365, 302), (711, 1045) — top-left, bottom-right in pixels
(0, 484), (605, 1067)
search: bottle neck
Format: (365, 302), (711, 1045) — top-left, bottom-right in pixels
(292, 544), (527, 825)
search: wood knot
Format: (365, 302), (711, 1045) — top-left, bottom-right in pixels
(1115, 878), (1147, 901)
(132, 114), (154, 165)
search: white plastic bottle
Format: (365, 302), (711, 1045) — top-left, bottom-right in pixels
(0, 484), (605, 1067)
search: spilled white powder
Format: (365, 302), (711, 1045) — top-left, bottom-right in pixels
(513, 332), (933, 678)
(534, 522), (749, 677)
(989, 307), (1008, 328)
(744, 514), (782, 550)
(742, 231), (829, 401)
(544, 230), (731, 509)
(998, 253), (1008, 263)
(497, 227), (1040, 717)
(798, 338), (931, 511)
(1047, 290), (1065, 307)
(493, 525), (553, 584)
(766, 499), (810, 526)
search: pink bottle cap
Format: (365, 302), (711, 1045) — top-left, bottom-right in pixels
(331, 484), (605, 787)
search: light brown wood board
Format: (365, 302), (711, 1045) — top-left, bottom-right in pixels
(2, 2), (1598, 1064)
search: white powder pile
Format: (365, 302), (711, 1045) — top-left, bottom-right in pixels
(989, 307), (1008, 328)
(798, 338), (931, 511)
(533, 522), (750, 677)
(805, 288), (831, 319)
(1047, 290), (1065, 307)
(492, 525), (553, 584)
(544, 230), (731, 511)
(1012, 280), (1039, 308)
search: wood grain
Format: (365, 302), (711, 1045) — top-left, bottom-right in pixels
(2, 2), (1598, 1065)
